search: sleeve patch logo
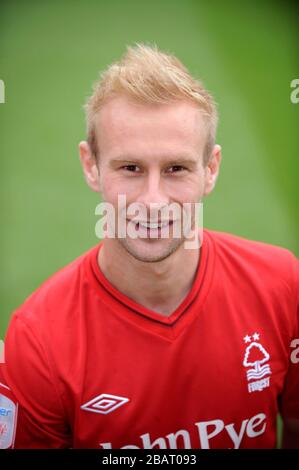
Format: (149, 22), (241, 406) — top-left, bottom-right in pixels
(0, 393), (18, 449)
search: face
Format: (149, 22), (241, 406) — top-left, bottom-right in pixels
(80, 96), (221, 263)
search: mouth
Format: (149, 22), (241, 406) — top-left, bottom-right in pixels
(127, 219), (174, 238)
(137, 220), (172, 229)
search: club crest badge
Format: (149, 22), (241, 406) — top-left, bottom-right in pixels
(242, 333), (271, 393)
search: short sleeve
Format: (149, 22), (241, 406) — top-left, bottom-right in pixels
(1, 313), (72, 448)
(279, 256), (299, 420)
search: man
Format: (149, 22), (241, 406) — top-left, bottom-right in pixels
(0, 44), (298, 449)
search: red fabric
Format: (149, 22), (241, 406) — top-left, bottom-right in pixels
(0, 229), (298, 449)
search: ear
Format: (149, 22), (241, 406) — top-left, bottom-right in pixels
(203, 144), (222, 196)
(79, 141), (101, 193)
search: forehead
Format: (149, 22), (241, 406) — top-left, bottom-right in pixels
(95, 96), (207, 159)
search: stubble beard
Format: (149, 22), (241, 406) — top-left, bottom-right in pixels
(116, 216), (197, 263)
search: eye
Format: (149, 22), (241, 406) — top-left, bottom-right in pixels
(167, 165), (187, 173)
(121, 165), (141, 173)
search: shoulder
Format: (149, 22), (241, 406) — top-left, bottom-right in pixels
(9, 244), (100, 331)
(205, 229), (298, 299)
(3, 245), (102, 405)
(206, 228), (297, 268)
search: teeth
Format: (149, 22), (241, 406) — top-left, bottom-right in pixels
(139, 221), (169, 229)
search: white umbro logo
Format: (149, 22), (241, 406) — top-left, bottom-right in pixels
(81, 394), (129, 415)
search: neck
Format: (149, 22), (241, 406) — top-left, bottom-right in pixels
(98, 239), (200, 317)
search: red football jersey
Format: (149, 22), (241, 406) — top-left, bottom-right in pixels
(0, 229), (298, 449)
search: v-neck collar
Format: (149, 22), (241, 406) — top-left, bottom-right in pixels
(88, 229), (215, 340)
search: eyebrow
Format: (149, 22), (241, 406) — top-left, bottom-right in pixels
(109, 156), (199, 166)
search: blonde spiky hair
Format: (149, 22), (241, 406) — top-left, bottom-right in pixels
(85, 43), (218, 164)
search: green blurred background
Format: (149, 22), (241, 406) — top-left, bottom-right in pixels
(0, 0), (298, 340)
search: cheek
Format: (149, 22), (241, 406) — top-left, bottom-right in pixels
(99, 168), (118, 193)
(171, 176), (205, 203)
(99, 173), (118, 203)
(100, 173), (142, 204)
(101, 166), (149, 198)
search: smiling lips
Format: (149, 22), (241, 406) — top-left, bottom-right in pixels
(127, 219), (174, 236)
(129, 220), (174, 228)
(138, 221), (172, 229)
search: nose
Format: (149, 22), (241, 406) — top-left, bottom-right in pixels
(135, 169), (170, 212)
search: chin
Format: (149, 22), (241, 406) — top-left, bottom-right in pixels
(119, 237), (184, 263)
